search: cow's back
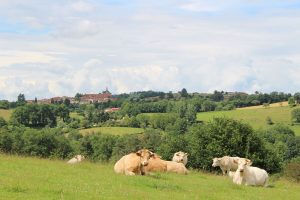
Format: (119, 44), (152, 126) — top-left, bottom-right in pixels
(166, 161), (188, 174)
(114, 155), (126, 174)
(247, 167), (268, 186)
(144, 157), (167, 174)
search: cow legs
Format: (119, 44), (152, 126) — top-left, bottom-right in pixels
(125, 170), (136, 176)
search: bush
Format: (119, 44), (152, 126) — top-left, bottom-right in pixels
(0, 117), (7, 127)
(284, 158), (300, 182)
(266, 116), (274, 125)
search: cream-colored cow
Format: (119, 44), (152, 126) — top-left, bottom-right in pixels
(114, 149), (154, 175)
(166, 161), (188, 174)
(212, 156), (242, 175)
(172, 151), (188, 166)
(67, 155), (85, 164)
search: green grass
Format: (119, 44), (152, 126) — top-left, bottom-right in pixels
(70, 112), (84, 120)
(197, 105), (300, 136)
(0, 109), (12, 121)
(0, 154), (299, 200)
(79, 127), (144, 135)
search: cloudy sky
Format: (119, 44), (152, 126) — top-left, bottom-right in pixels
(0, 0), (300, 101)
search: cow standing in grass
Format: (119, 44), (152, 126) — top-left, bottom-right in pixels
(212, 156), (241, 175)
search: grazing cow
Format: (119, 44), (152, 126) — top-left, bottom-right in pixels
(232, 158), (268, 187)
(212, 156), (244, 175)
(166, 161), (188, 175)
(172, 151), (188, 166)
(143, 154), (167, 175)
(114, 149), (154, 176)
(67, 155), (85, 164)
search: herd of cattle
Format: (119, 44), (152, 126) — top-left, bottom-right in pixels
(67, 149), (269, 187)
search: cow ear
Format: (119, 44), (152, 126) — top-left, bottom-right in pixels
(217, 158), (222, 161)
(246, 159), (252, 166)
(233, 158), (238, 164)
(149, 151), (155, 157)
(136, 150), (142, 156)
(185, 153), (188, 156)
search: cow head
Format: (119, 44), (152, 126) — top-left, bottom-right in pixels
(173, 151), (188, 164)
(212, 157), (221, 167)
(136, 149), (154, 166)
(234, 158), (252, 173)
(75, 155), (85, 161)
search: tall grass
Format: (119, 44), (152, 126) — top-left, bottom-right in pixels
(0, 154), (299, 200)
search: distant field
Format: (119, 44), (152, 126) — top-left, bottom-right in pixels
(0, 154), (299, 200)
(237, 101), (288, 110)
(79, 127), (144, 135)
(197, 105), (300, 136)
(0, 109), (12, 121)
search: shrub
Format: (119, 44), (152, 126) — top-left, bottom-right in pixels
(284, 158), (300, 182)
(266, 116), (274, 125)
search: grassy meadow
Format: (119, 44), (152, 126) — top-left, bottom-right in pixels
(0, 154), (299, 200)
(79, 127), (144, 136)
(197, 104), (300, 136)
(0, 109), (12, 121)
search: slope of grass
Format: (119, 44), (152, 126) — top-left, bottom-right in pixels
(79, 127), (144, 136)
(0, 109), (12, 121)
(237, 101), (288, 110)
(197, 105), (300, 136)
(0, 154), (299, 200)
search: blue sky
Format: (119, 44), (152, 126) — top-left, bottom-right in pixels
(0, 0), (300, 101)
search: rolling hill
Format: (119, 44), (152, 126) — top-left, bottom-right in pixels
(197, 104), (300, 136)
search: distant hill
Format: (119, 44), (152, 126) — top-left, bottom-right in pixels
(197, 103), (300, 136)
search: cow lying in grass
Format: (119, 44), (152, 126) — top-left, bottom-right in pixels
(172, 151), (188, 166)
(67, 155), (85, 164)
(114, 149), (154, 176)
(231, 158), (269, 187)
(143, 153), (188, 175)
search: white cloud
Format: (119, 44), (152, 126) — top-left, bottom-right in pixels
(1, 1), (300, 100)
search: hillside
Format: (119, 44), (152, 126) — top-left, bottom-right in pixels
(197, 104), (300, 136)
(0, 154), (299, 200)
(0, 109), (12, 121)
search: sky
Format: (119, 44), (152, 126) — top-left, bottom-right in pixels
(0, 0), (300, 101)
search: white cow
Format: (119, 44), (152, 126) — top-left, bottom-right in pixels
(172, 151), (188, 166)
(67, 155), (85, 164)
(212, 156), (241, 175)
(232, 158), (268, 187)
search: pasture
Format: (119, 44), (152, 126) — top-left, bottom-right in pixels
(197, 105), (300, 136)
(79, 127), (144, 135)
(0, 154), (299, 200)
(0, 109), (12, 121)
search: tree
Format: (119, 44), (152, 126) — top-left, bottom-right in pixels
(17, 93), (26, 106)
(288, 97), (296, 107)
(75, 93), (82, 102)
(291, 108), (300, 123)
(294, 92), (300, 104)
(180, 88), (188, 98)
